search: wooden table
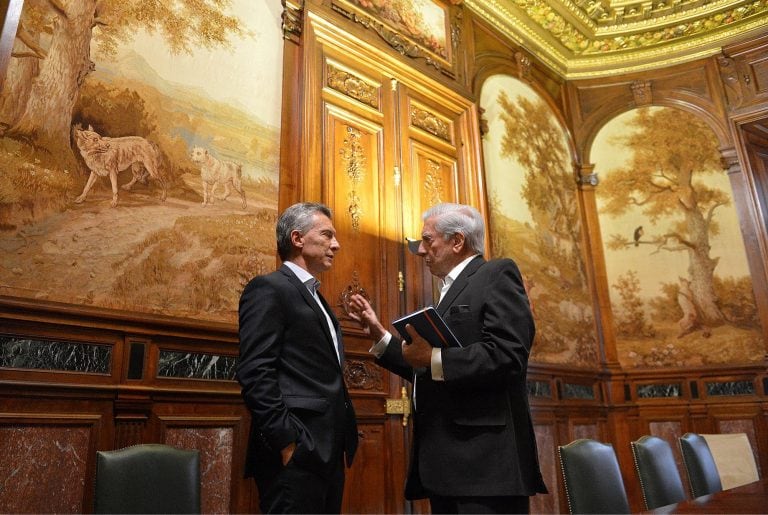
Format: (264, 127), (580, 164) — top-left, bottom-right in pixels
(650, 477), (768, 513)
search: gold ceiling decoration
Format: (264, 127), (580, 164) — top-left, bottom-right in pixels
(466, 0), (768, 77)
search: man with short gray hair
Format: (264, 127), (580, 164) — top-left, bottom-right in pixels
(351, 202), (547, 514)
(237, 202), (358, 513)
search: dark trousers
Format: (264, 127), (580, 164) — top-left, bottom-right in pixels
(256, 457), (345, 514)
(429, 495), (530, 514)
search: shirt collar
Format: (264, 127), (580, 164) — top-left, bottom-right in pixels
(442, 254), (479, 289)
(284, 261), (316, 286)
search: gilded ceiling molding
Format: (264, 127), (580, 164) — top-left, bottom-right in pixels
(466, 0), (768, 78)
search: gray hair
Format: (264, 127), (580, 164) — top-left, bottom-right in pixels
(423, 203), (485, 255)
(276, 202), (332, 260)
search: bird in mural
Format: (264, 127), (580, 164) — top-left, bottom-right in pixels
(633, 225), (644, 247)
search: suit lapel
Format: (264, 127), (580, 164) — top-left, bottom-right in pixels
(436, 256), (485, 316)
(280, 265), (340, 364)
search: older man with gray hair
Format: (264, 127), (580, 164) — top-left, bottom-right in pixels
(350, 202), (547, 514)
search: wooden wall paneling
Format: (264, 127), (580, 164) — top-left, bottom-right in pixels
(468, 15), (564, 114)
(0, 402), (112, 513)
(158, 411), (249, 514)
(720, 34), (768, 117)
(720, 32), (768, 353)
(278, 0), (306, 211)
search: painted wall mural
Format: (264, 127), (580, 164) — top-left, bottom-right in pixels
(0, 0), (282, 324)
(594, 106), (764, 367)
(480, 74), (598, 366)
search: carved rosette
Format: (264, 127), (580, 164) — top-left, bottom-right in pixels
(339, 270), (370, 318)
(327, 64), (380, 109)
(339, 126), (366, 232)
(344, 359), (383, 391)
(411, 107), (450, 141)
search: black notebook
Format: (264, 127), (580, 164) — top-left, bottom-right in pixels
(392, 307), (462, 348)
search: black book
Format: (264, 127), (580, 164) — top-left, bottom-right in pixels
(392, 306), (462, 348)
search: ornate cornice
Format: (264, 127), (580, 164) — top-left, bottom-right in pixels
(467, 0), (768, 77)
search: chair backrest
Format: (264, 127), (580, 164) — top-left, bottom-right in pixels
(679, 433), (723, 498)
(558, 439), (630, 514)
(94, 443), (201, 514)
(702, 433), (760, 489)
(631, 435), (687, 510)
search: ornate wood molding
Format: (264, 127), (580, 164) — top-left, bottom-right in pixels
(326, 63), (380, 109)
(281, 0), (303, 43)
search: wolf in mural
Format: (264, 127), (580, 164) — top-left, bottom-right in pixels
(73, 125), (167, 208)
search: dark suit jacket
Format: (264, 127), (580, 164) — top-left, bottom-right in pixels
(237, 264), (358, 480)
(378, 256), (547, 499)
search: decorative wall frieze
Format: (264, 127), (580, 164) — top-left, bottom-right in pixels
(326, 63), (380, 109)
(339, 126), (366, 232)
(411, 106), (451, 141)
(331, 2), (454, 77)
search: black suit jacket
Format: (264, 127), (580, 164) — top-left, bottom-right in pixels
(237, 264), (358, 480)
(378, 256), (547, 498)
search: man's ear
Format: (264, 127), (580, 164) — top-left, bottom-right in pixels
(452, 232), (466, 252)
(290, 230), (304, 249)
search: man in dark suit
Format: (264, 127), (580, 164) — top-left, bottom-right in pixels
(237, 202), (358, 514)
(350, 202), (547, 514)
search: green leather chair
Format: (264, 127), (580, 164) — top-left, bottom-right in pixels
(679, 433), (723, 498)
(558, 439), (630, 514)
(631, 435), (687, 510)
(94, 444), (200, 514)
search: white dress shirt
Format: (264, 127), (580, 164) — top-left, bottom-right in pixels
(370, 254), (479, 380)
(284, 261), (342, 363)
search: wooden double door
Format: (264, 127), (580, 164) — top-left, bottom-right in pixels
(281, 12), (483, 513)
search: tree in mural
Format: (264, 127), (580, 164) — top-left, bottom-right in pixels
(599, 108), (729, 328)
(612, 270), (655, 337)
(0, 0), (244, 158)
(496, 91), (586, 286)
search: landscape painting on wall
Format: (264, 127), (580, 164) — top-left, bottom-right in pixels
(480, 74), (599, 366)
(342, 0), (450, 62)
(0, 0), (282, 324)
(594, 106), (765, 367)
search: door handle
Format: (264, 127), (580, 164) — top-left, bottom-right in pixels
(385, 386), (411, 426)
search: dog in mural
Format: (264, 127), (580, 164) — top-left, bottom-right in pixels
(189, 146), (247, 209)
(73, 125), (167, 208)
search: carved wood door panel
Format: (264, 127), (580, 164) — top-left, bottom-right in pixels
(291, 16), (483, 513)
